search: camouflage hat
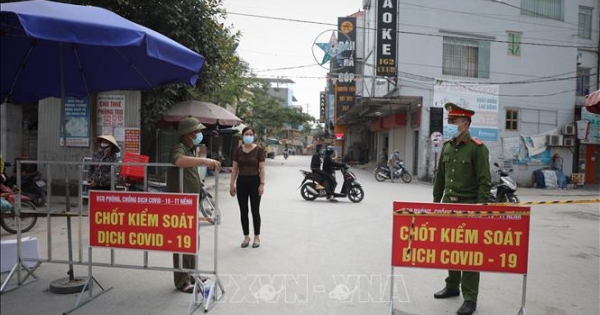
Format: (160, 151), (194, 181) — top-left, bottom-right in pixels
(177, 117), (206, 137)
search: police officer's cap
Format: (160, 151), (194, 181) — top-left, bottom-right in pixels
(177, 117), (206, 137)
(444, 102), (475, 118)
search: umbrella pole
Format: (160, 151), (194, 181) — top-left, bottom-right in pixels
(59, 43), (75, 280)
(50, 44), (87, 294)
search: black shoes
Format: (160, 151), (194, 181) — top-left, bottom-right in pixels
(457, 300), (477, 315)
(433, 287), (460, 299)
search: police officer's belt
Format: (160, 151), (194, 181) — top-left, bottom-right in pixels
(448, 196), (477, 202)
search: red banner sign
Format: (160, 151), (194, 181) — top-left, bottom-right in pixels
(392, 201), (530, 274)
(89, 191), (198, 254)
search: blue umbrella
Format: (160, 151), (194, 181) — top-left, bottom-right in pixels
(0, 0), (206, 293)
(1, 0), (205, 104)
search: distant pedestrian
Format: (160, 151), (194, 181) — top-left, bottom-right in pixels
(432, 102), (491, 315)
(166, 117), (221, 293)
(88, 135), (120, 190)
(230, 126), (265, 248)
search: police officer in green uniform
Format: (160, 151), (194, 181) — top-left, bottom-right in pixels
(166, 117), (221, 293)
(432, 102), (491, 315)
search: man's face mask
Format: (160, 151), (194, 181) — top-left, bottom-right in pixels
(447, 120), (467, 138)
(192, 132), (203, 146)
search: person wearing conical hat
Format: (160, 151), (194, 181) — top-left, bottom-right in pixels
(88, 135), (121, 190)
(432, 102), (491, 315)
(165, 117), (221, 293)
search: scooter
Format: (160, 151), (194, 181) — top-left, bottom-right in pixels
(1, 182), (38, 234)
(299, 164), (364, 203)
(283, 150), (289, 160)
(374, 160), (412, 183)
(488, 162), (519, 203)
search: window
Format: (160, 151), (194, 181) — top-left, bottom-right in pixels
(577, 67), (591, 96)
(520, 0), (564, 21)
(442, 37), (490, 78)
(507, 32), (521, 56)
(506, 109), (519, 131)
(578, 6), (593, 40)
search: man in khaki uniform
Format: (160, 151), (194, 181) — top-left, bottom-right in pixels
(166, 117), (221, 293)
(432, 102), (491, 315)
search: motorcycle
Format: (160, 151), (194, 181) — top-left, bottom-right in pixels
(5, 166), (47, 207)
(374, 160), (412, 183)
(299, 164), (364, 203)
(488, 162), (519, 203)
(283, 150), (289, 160)
(1, 182), (38, 234)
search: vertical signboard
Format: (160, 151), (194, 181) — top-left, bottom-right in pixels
(376, 0), (398, 77)
(124, 128), (141, 153)
(97, 94), (125, 136)
(335, 17), (356, 120)
(60, 96), (90, 147)
(319, 92), (326, 123)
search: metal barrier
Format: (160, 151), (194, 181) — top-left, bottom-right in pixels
(0, 159), (224, 315)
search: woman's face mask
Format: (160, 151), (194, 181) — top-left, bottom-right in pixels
(243, 135), (254, 144)
(99, 142), (111, 150)
(192, 132), (203, 146)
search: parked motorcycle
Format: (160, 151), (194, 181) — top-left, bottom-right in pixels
(489, 162), (519, 203)
(1, 183), (38, 234)
(374, 161), (412, 183)
(5, 169), (47, 207)
(299, 164), (364, 203)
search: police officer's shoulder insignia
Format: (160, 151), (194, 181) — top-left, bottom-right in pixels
(471, 137), (483, 145)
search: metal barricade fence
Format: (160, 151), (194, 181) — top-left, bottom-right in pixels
(0, 159), (224, 315)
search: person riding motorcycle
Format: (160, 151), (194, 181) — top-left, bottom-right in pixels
(388, 150), (402, 181)
(310, 144), (333, 197)
(322, 146), (344, 202)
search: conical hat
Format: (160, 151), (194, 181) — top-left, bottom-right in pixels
(96, 135), (121, 153)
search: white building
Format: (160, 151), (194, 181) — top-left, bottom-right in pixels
(340, 0), (599, 185)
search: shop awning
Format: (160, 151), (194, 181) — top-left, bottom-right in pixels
(584, 89), (600, 115)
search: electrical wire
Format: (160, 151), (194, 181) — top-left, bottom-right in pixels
(227, 9), (597, 50)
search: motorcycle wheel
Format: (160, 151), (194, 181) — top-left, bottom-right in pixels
(374, 169), (387, 182)
(1, 201), (38, 234)
(30, 190), (46, 207)
(506, 194), (520, 203)
(401, 172), (412, 183)
(347, 186), (364, 203)
(300, 183), (318, 201)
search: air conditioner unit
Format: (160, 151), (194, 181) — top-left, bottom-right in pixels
(563, 137), (575, 147)
(563, 125), (575, 135)
(546, 135), (563, 146)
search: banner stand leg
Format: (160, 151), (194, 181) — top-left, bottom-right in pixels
(0, 259), (40, 293)
(518, 274), (528, 315)
(62, 247), (112, 315)
(389, 266), (395, 315)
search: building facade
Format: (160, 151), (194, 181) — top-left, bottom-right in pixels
(333, 0), (599, 185)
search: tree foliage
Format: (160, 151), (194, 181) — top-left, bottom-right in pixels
(60, 0), (241, 127)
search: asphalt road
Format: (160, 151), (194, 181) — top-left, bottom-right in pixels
(1, 155), (598, 315)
